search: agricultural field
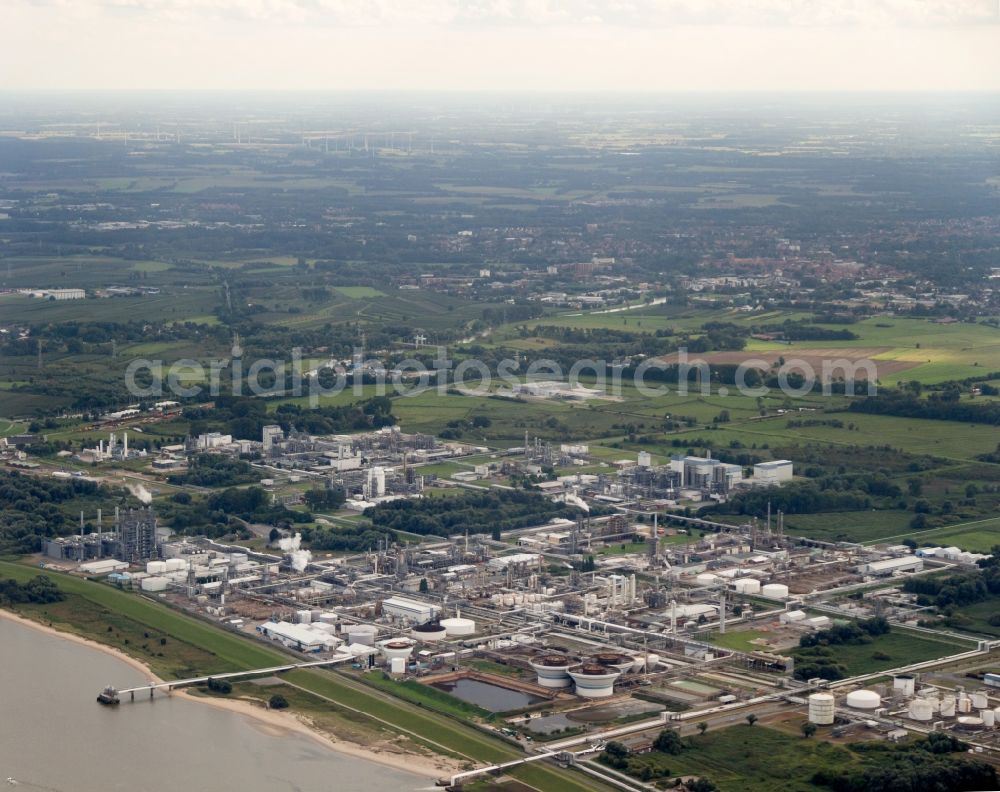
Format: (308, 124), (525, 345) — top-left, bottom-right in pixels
(790, 628), (966, 678)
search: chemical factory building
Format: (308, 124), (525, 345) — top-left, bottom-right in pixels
(382, 596), (440, 623)
(259, 621), (340, 652)
(857, 556), (923, 576)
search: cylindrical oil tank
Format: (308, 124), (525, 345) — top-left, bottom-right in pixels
(808, 693), (835, 725)
(318, 612), (338, 624)
(733, 578), (761, 595)
(695, 573), (718, 586)
(958, 696), (972, 713)
(761, 583), (789, 599)
(568, 664), (621, 698)
(957, 716), (984, 731)
(940, 696), (957, 717)
(909, 699), (934, 722)
(893, 675), (916, 697)
(440, 617), (476, 637)
(410, 621), (447, 642)
(380, 639), (415, 662)
(982, 709), (996, 728)
(845, 690), (881, 710)
(389, 657), (406, 675)
(529, 654), (578, 688)
(296, 610), (312, 624)
(146, 560), (167, 575)
(971, 690), (989, 709)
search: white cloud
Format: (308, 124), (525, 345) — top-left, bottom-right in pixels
(12, 0), (1000, 27)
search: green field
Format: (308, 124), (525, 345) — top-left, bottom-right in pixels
(792, 628), (966, 677)
(616, 724), (854, 792)
(783, 510), (916, 544)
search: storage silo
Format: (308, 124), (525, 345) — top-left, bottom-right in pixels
(808, 693), (835, 725)
(761, 583), (789, 599)
(893, 675), (916, 697)
(908, 699), (934, 722)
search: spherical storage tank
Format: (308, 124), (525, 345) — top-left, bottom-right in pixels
(908, 699), (934, 722)
(845, 690), (881, 710)
(568, 664), (621, 699)
(529, 654), (578, 689)
(761, 583), (789, 599)
(440, 617), (476, 637)
(808, 693), (835, 725)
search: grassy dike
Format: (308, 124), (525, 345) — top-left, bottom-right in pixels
(0, 561), (611, 792)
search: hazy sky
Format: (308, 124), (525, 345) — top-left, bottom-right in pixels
(4, 0), (999, 91)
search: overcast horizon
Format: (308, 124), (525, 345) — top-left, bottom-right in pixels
(4, 1), (999, 93)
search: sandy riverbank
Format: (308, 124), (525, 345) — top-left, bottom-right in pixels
(0, 607), (458, 780)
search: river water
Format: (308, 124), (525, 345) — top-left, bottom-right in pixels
(0, 617), (428, 792)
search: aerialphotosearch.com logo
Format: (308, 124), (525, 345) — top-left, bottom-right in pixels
(124, 347), (878, 405)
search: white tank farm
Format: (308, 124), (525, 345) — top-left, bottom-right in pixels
(568, 664), (621, 698)
(733, 578), (761, 595)
(529, 654), (578, 688)
(808, 693), (835, 725)
(981, 709), (996, 728)
(909, 699), (934, 721)
(845, 690), (881, 710)
(146, 560), (167, 575)
(440, 617), (476, 637)
(893, 675), (916, 697)
(380, 639), (415, 662)
(761, 583), (789, 599)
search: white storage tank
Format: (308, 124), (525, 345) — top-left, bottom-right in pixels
(568, 664), (621, 698)
(808, 693), (835, 725)
(695, 573), (718, 586)
(529, 654), (578, 688)
(957, 716), (984, 731)
(440, 617), (476, 637)
(958, 696), (972, 713)
(297, 610), (312, 624)
(845, 690), (881, 710)
(981, 709), (996, 728)
(893, 675), (916, 697)
(318, 612), (338, 624)
(141, 576), (168, 592)
(762, 583), (789, 599)
(389, 657), (406, 675)
(940, 696), (957, 717)
(146, 560), (167, 575)
(909, 699), (934, 721)
(733, 578), (761, 595)
(971, 690), (989, 709)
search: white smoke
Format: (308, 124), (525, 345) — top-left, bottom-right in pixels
(129, 483), (153, 504)
(279, 532), (312, 572)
